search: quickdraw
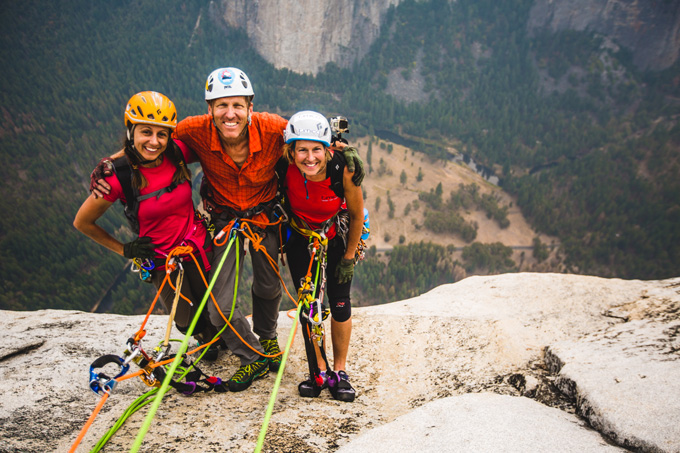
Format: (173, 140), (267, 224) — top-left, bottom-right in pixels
(354, 237), (368, 262)
(300, 241), (330, 348)
(124, 337), (226, 395)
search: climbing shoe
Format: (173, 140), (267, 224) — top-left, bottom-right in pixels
(298, 371), (327, 398)
(327, 370), (356, 402)
(227, 358), (269, 392)
(259, 337), (282, 371)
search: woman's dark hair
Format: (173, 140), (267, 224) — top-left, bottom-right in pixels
(124, 127), (191, 190)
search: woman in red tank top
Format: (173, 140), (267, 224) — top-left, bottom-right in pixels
(281, 111), (364, 402)
(74, 91), (218, 354)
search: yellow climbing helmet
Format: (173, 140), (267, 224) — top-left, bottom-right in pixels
(124, 91), (177, 130)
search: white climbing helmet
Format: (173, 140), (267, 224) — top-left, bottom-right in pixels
(204, 67), (254, 101)
(284, 110), (331, 147)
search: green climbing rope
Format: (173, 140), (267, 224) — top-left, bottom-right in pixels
(129, 228), (239, 452)
(254, 241), (325, 452)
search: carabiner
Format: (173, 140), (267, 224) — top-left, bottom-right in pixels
(122, 344), (141, 367)
(153, 343), (171, 363)
(310, 298), (324, 327)
(166, 256), (178, 273)
(131, 258), (153, 282)
(272, 203), (289, 223)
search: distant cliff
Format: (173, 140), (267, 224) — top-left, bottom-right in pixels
(528, 0), (680, 70)
(211, 0), (402, 75)
(212, 0), (679, 74)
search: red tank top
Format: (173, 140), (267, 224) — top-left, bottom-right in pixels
(103, 148), (207, 258)
(285, 164), (345, 238)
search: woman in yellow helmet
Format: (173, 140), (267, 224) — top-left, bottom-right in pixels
(74, 91), (218, 354)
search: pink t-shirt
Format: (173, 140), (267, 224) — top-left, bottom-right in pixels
(103, 146), (207, 258)
(285, 164), (345, 239)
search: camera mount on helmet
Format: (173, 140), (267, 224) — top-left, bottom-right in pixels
(329, 116), (349, 145)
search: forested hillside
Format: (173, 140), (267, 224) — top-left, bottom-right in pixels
(1, 0), (678, 313)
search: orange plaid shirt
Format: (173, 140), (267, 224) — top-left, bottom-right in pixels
(174, 112), (287, 214)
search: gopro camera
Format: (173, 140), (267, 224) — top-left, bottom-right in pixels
(329, 116), (349, 144)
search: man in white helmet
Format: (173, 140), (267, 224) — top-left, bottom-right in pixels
(91, 67), (364, 392)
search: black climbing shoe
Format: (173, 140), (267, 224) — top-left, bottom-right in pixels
(298, 379), (323, 398)
(298, 371), (327, 398)
(327, 370), (356, 402)
(227, 358), (269, 392)
(259, 337), (282, 371)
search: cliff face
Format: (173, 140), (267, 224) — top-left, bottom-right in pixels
(213, 0), (679, 75)
(528, 0), (680, 71)
(212, 0), (401, 75)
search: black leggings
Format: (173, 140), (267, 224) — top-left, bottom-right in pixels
(285, 230), (352, 323)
